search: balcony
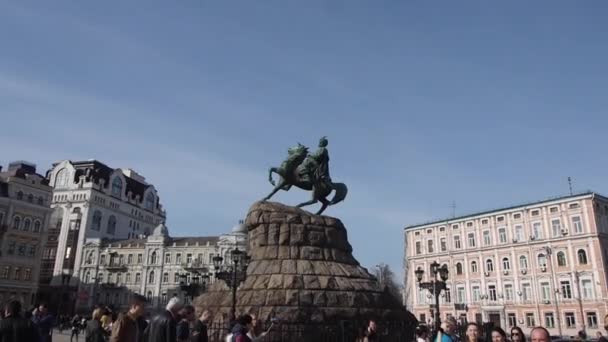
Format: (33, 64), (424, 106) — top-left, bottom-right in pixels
(182, 259), (208, 273)
(100, 282), (124, 289)
(105, 263), (127, 272)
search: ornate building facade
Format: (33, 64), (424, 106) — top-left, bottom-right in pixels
(76, 221), (247, 313)
(0, 161), (53, 306)
(40, 160), (166, 312)
(404, 192), (608, 337)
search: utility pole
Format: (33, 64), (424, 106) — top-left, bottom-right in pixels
(450, 201), (456, 218)
(568, 177), (573, 196)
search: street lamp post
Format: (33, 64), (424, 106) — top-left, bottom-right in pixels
(573, 271), (586, 333)
(541, 246), (563, 337)
(179, 272), (210, 302)
(212, 248), (251, 321)
(415, 261), (449, 333)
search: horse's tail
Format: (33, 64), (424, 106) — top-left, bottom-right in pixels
(330, 182), (348, 205)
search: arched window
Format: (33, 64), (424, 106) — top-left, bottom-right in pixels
(12, 216), (21, 230)
(86, 252), (93, 265)
(163, 272), (169, 283)
(111, 177), (123, 197)
(55, 168), (69, 188)
(148, 271), (155, 284)
(33, 220), (42, 233)
(456, 263), (463, 275)
(92, 211), (102, 231)
(502, 257), (510, 270)
(145, 192), (155, 210)
(150, 251), (157, 265)
(98, 273), (104, 284)
(538, 254), (547, 267)
(486, 259), (494, 272)
(16, 191), (23, 200)
(50, 208), (64, 229)
(471, 261), (478, 273)
(27, 194), (34, 203)
(107, 216), (116, 235)
(557, 251), (567, 267)
(519, 256), (528, 269)
(578, 249), (588, 265)
(22, 218), (31, 231)
(37, 197), (44, 205)
(85, 271), (90, 284)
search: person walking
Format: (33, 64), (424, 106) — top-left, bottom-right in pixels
(71, 314), (82, 342)
(176, 305), (195, 342)
(110, 294), (147, 342)
(86, 308), (109, 342)
(464, 323), (480, 342)
(144, 297), (183, 342)
(510, 327), (526, 342)
(31, 303), (54, 342)
(0, 300), (40, 342)
(229, 315), (253, 342)
(191, 310), (211, 342)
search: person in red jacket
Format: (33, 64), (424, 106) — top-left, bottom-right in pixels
(230, 315), (253, 342)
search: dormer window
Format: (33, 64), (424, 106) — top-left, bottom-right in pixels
(111, 177), (123, 197)
(496, 216), (505, 222)
(55, 168), (69, 188)
(145, 192), (155, 210)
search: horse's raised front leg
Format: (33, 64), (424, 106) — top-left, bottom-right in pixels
(263, 179), (284, 201)
(268, 167), (278, 186)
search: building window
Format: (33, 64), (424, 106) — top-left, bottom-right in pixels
(471, 261), (478, 273)
(165, 253), (171, 264)
(146, 291), (152, 302)
(498, 228), (507, 243)
(137, 254), (143, 263)
(128, 254), (133, 264)
(18, 244), (26, 256)
(111, 177), (123, 197)
(135, 273), (141, 283)
(174, 273), (180, 283)
(540, 282), (551, 301)
(116, 273), (122, 285)
(572, 216), (583, 234)
(486, 259), (494, 272)
(456, 287), (465, 303)
(550, 206), (559, 213)
(466, 222), (473, 227)
(176, 254), (182, 264)
(497, 216), (504, 222)
(106, 216), (116, 235)
(468, 233), (476, 248)
(557, 251), (567, 266)
(565, 312), (576, 328)
(504, 284), (513, 300)
(519, 255), (528, 270)
(12, 216), (21, 230)
(440, 238), (447, 252)
(472, 286), (480, 302)
(33, 220), (41, 233)
(538, 254), (547, 268)
(92, 211), (102, 231)
(569, 202), (580, 209)
(581, 279), (593, 299)
(162, 292), (167, 304)
(545, 312), (555, 328)
(488, 285), (497, 301)
(24, 268), (31, 281)
(28, 245), (35, 257)
(456, 263), (463, 275)
(508, 313), (517, 328)
(439, 227), (445, 232)
(186, 254), (193, 263)
(532, 222), (543, 239)
(16, 191), (24, 200)
(145, 192), (155, 210)
(578, 249), (588, 264)
(427, 240), (434, 253)
(453, 236), (461, 249)
(587, 312), (598, 328)
(55, 169), (69, 188)
(502, 257), (510, 270)
(483, 231), (491, 246)
(37, 196), (44, 205)
(14, 268), (20, 280)
(150, 251), (157, 265)
(22, 218), (31, 231)
(522, 283), (532, 301)
(481, 219), (489, 225)
(163, 273), (169, 283)
(526, 313), (535, 327)
(514, 225), (524, 242)
(7, 241), (15, 255)
(560, 280), (572, 299)
(126, 273), (131, 283)
(551, 219), (562, 237)
(415, 241), (422, 255)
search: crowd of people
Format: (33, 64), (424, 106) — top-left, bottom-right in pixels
(415, 316), (608, 342)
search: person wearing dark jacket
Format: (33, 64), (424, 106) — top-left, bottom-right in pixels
(86, 308), (109, 342)
(191, 310), (211, 342)
(31, 303), (54, 342)
(0, 300), (40, 342)
(176, 305), (195, 342)
(230, 315), (253, 342)
(144, 297), (183, 342)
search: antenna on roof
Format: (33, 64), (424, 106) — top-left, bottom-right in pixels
(568, 177), (573, 196)
(450, 201), (456, 218)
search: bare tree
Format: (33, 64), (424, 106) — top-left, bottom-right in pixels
(373, 263), (404, 304)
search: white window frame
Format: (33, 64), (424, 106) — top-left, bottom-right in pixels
(571, 216), (583, 234)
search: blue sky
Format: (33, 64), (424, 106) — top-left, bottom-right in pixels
(1, 1), (608, 281)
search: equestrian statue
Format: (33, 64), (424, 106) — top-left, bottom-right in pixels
(262, 137), (348, 215)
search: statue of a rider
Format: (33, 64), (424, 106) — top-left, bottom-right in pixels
(297, 136), (331, 185)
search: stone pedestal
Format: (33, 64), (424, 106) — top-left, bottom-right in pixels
(195, 201), (408, 323)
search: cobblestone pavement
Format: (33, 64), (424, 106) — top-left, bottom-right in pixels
(52, 330), (83, 342)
